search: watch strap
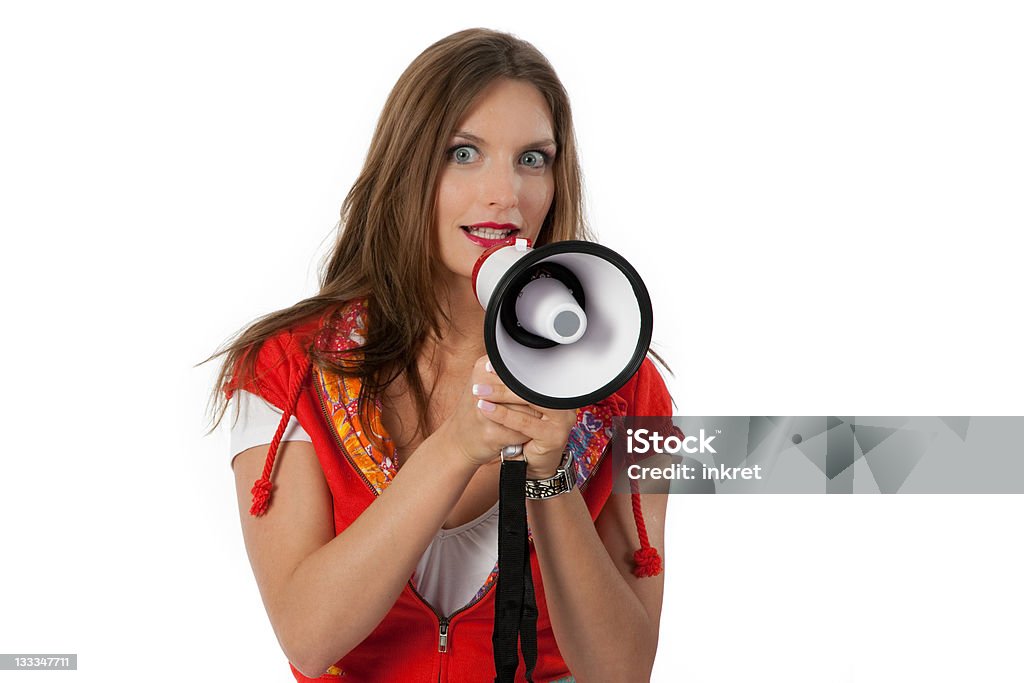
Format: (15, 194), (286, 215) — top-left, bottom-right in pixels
(524, 452), (577, 499)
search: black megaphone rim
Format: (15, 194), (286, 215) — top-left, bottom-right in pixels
(483, 240), (654, 410)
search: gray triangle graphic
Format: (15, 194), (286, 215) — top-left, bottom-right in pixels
(863, 430), (932, 493)
(939, 417), (971, 441)
(746, 417), (777, 456)
(826, 424), (856, 480)
(853, 425), (899, 455)
(793, 432), (828, 476)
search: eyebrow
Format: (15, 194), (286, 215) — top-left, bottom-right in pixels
(452, 131), (557, 149)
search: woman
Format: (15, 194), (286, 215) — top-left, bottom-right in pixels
(212, 28), (670, 682)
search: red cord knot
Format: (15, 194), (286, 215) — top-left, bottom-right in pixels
(632, 546), (663, 578)
(250, 478), (272, 517)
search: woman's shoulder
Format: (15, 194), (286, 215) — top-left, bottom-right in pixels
(224, 299), (368, 405)
(257, 298), (370, 360)
(314, 297), (369, 356)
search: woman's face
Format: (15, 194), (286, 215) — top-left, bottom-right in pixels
(435, 78), (557, 285)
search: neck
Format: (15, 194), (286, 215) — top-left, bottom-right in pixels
(426, 276), (487, 365)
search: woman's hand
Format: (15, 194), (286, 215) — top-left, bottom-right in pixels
(436, 356), (532, 469)
(469, 356), (577, 479)
(437, 356), (576, 477)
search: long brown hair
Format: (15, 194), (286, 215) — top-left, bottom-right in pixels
(208, 28), (592, 437)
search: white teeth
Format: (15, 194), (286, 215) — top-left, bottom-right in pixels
(465, 227), (514, 239)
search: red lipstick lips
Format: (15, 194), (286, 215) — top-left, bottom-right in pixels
(461, 222), (520, 248)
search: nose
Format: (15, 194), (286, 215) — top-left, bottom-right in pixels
(483, 161), (519, 210)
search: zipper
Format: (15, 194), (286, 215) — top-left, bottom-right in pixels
(315, 370), (382, 497)
(437, 618), (449, 653)
(316, 368), (503, 674)
(316, 366), (613, 668)
(406, 569), (500, 653)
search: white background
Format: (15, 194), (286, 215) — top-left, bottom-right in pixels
(1, 1), (1022, 681)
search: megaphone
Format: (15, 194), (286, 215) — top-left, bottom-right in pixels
(473, 238), (653, 410)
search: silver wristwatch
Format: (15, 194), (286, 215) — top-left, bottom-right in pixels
(524, 452), (577, 499)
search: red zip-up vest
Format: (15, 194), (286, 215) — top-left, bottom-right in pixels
(228, 302), (669, 682)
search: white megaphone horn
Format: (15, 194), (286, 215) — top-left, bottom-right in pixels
(473, 237), (654, 410)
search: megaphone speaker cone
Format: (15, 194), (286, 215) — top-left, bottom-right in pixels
(481, 241), (653, 410)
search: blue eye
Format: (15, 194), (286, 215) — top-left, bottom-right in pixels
(520, 151), (549, 168)
(449, 145), (479, 164)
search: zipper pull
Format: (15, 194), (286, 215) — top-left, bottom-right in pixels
(438, 618), (449, 653)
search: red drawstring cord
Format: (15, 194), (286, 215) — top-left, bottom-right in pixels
(629, 478), (663, 577)
(250, 355), (313, 517)
(626, 422), (665, 578)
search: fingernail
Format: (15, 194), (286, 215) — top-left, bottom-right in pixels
(472, 384), (493, 397)
(485, 361), (494, 373)
(477, 399), (496, 412)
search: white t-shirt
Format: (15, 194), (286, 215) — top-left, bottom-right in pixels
(230, 390), (498, 616)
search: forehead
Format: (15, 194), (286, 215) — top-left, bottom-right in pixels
(455, 79), (555, 141)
